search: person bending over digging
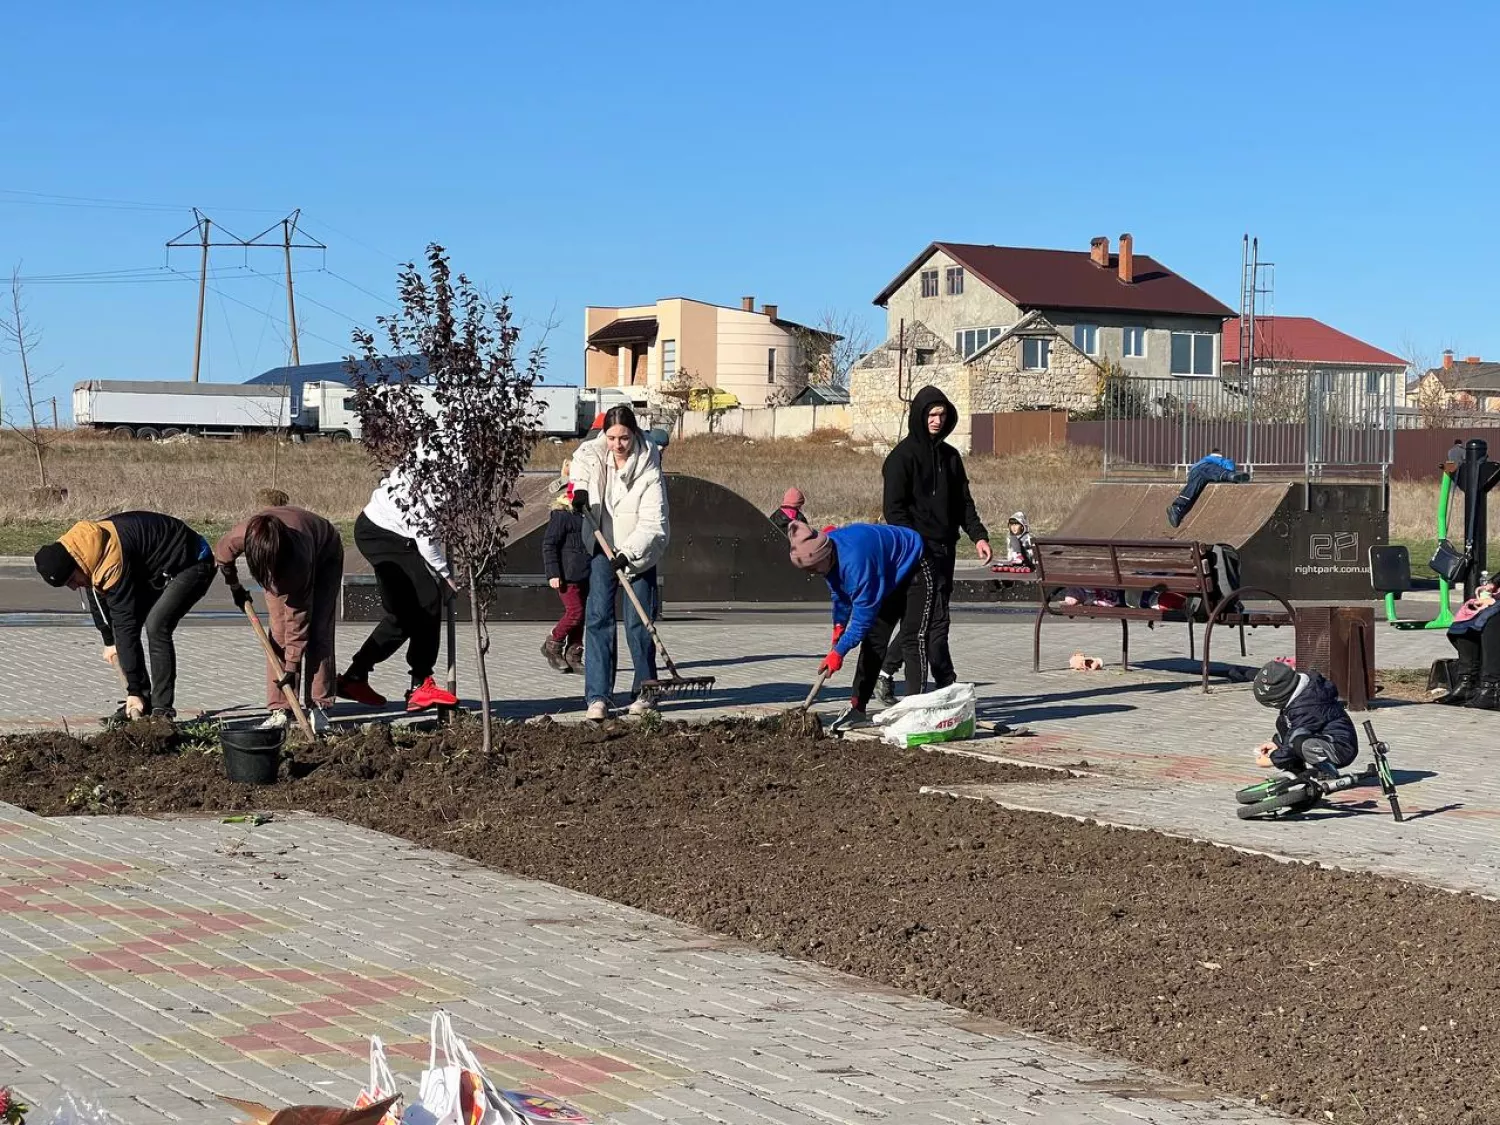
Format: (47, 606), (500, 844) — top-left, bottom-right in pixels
(34, 512), (216, 723)
(787, 520), (932, 734)
(335, 464), (459, 713)
(214, 506), (344, 732)
(1251, 659), (1358, 777)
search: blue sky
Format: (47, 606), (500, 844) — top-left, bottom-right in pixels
(1, 0), (1495, 412)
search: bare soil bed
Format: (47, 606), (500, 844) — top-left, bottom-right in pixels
(3, 717), (1497, 1123)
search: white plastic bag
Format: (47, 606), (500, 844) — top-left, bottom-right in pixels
(873, 683), (976, 748)
(410, 1011), (489, 1125)
(354, 1035), (404, 1125)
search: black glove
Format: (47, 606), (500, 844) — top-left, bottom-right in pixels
(610, 551), (632, 573)
(571, 488), (589, 515)
(228, 584), (252, 611)
(275, 668), (298, 692)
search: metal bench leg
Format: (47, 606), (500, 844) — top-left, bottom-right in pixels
(1121, 618), (1130, 671)
(1188, 617), (1195, 662)
(1202, 617), (1216, 693)
(1033, 604), (1044, 673)
(1239, 622), (1247, 657)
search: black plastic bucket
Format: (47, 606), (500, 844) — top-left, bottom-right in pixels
(220, 723), (284, 785)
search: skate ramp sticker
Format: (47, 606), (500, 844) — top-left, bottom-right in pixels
(1055, 482), (1292, 548)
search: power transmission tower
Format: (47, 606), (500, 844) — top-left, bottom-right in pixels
(165, 208), (326, 382)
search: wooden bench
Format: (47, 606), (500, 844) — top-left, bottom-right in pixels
(1031, 538), (1296, 691)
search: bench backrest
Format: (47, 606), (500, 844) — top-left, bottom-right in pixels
(1032, 538), (1211, 594)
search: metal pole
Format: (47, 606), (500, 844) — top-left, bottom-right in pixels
(192, 215), (210, 383)
(1464, 439), (1488, 601)
(51, 397), (57, 430)
(283, 217), (301, 367)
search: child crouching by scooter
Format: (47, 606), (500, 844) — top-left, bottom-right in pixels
(1252, 659), (1358, 776)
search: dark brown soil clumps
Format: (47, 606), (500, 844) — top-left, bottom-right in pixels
(2, 717), (1495, 1122)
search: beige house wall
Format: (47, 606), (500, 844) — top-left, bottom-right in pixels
(584, 302), (655, 389)
(882, 248), (1023, 351)
(715, 306), (805, 405)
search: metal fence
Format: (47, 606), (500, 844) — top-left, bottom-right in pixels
(1100, 370), (1396, 482)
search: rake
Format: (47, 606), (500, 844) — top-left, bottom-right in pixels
(593, 529), (715, 700)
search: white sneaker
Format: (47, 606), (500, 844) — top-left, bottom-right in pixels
(259, 710), (291, 730)
(586, 700), (609, 721)
(628, 696), (657, 717)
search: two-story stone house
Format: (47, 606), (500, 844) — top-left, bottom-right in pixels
(849, 235), (1235, 450)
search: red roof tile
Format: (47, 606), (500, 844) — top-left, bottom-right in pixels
(874, 241), (1235, 319)
(1221, 316), (1405, 367)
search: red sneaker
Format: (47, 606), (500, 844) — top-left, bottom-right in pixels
(337, 674), (387, 707)
(406, 677), (458, 711)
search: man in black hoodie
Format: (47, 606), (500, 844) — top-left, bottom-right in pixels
(875, 386), (991, 697)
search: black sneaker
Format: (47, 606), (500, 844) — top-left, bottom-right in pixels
(1166, 505), (1183, 529)
(829, 706), (871, 734)
(873, 675), (896, 707)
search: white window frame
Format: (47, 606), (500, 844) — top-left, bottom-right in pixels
(1022, 337), (1051, 371)
(945, 266), (964, 295)
(1170, 332), (1216, 377)
(1123, 326), (1147, 358)
(955, 325), (1009, 359)
(920, 269), (939, 298)
(661, 339), (677, 382)
(1073, 323), (1099, 356)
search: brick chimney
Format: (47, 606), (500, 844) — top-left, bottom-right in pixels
(763, 303), (779, 320)
(1465, 355), (1482, 364)
(741, 296), (755, 312)
(1118, 233), (1134, 284)
(1090, 236), (1110, 267)
(1443, 350), (1454, 369)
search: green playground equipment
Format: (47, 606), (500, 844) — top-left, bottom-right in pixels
(1371, 466), (1456, 630)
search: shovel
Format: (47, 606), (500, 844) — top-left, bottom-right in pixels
(777, 668), (829, 736)
(239, 599), (317, 741)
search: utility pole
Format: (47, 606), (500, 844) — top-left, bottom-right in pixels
(166, 208), (324, 381)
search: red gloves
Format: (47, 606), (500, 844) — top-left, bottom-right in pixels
(819, 650), (843, 676)
(831, 624), (845, 646)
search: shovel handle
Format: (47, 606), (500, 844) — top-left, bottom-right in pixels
(593, 530), (679, 675)
(241, 601), (317, 741)
(802, 669), (829, 711)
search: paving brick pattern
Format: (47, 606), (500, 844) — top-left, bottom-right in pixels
(0, 611), (1482, 1120)
(0, 802), (1285, 1124)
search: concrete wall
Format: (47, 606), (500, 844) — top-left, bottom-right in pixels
(881, 248), (1022, 351)
(1044, 311), (1225, 380)
(674, 403), (852, 440)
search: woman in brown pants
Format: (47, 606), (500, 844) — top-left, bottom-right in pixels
(214, 506), (344, 730)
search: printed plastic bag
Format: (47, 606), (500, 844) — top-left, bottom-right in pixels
(353, 1035), (404, 1125)
(494, 1091), (592, 1124)
(873, 683), (976, 748)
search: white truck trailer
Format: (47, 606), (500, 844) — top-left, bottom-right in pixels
(74, 379), (594, 441)
(73, 380), (294, 440)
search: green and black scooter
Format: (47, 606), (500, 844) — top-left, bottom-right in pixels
(1235, 721), (1402, 821)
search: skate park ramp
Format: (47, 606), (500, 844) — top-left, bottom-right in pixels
(344, 470), (820, 621)
(1054, 482), (1291, 548)
(1051, 480), (1389, 600)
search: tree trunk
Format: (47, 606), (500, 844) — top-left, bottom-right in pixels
(32, 438), (46, 487)
(471, 574), (491, 753)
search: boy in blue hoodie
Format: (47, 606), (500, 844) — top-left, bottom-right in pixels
(1166, 449), (1249, 528)
(787, 520), (930, 732)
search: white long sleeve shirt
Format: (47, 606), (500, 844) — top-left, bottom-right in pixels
(362, 466), (450, 579)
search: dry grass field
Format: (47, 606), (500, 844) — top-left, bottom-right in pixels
(0, 429), (1469, 560)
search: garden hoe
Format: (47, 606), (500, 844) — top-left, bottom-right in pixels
(593, 529), (715, 700)
(239, 597), (318, 741)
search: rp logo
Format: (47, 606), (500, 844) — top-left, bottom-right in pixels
(1309, 533), (1359, 563)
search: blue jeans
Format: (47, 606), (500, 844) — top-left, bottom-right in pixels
(584, 550), (659, 705)
(1168, 462), (1237, 522)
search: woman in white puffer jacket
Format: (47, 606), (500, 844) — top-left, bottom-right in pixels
(569, 405), (670, 720)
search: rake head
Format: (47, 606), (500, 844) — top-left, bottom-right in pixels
(641, 674), (717, 700)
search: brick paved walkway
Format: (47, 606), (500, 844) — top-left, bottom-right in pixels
(0, 610), (1484, 1120)
(0, 802), (1286, 1124)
